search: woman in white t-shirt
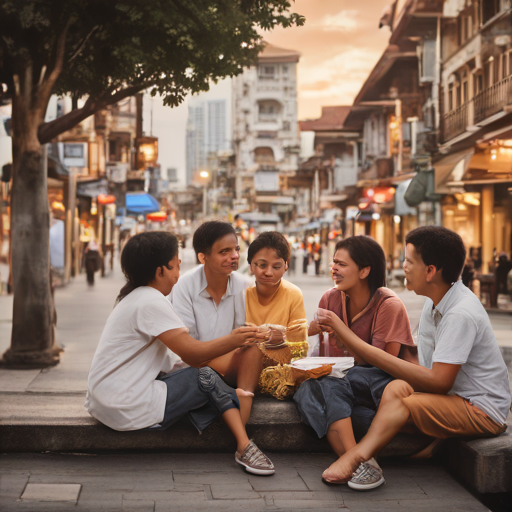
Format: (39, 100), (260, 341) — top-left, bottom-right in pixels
(86, 232), (275, 476)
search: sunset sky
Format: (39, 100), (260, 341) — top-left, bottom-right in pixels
(151, 0), (394, 179)
(262, 0), (393, 119)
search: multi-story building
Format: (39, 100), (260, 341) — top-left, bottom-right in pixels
(437, 0), (512, 273)
(185, 89), (231, 186)
(232, 42), (300, 217)
(292, 106), (360, 229)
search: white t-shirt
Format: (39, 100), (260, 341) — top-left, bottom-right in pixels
(85, 286), (186, 431)
(170, 265), (250, 341)
(418, 281), (511, 425)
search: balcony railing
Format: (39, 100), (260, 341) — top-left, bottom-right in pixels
(442, 75), (512, 143)
(474, 75), (512, 124)
(443, 103), (468, 142)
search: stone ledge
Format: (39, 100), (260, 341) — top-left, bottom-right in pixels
(445, 431), (512, 494)
(0, 394), (429, 456)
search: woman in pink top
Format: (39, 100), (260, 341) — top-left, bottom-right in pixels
(294, 236), (417, 490)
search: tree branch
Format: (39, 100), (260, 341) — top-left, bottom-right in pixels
(38, 83), (149, 144)
(68, 26), (99, 64)
(36, 17), (74, 112)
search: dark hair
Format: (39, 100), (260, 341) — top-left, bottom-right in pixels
(405, 226), (465, 284)
(334, 236), (386, 296)
(117, 231), (179, 302)
(192, 221), (237, 256)
(247, 231), (291, 264)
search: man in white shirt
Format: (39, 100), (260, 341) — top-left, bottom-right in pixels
(316, 226), (510, 488)
(171, 221), (262, 425)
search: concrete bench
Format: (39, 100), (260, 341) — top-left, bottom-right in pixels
(1, 394), (510, 494)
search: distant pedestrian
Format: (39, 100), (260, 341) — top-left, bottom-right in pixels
(84, 239), (102, 285)
(301, 238), (309, 274)
(85, 232), (274, 476)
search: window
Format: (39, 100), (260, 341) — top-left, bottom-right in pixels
(448, 83), (454, 111)
(461, 71), (468, 103)
(482, 0), (499, 24)
(484, 59), (494, 87)
(258, 65), (276, 79)
(282, 121), (290, 131)
(473, 72), (483, 96)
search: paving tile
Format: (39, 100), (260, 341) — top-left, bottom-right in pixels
(248, 469), (309, 492)
(0, 369), (40, 392)
(0, 472), (30, 498)
(297, 468), (334, 491)
(122, 498), (155, 512)
(339, 469), (428, 501)
(21, 483), (81, 502)
(342, 497), (489, 512)
(260, 490), (339, 501)
(26, 364), (90, 393)
(173, 471), (249, 485)
(172, 483), (205, 492)
(210, 482), (260, 500)
(272, 500), (346, 510)
(156, 498), (268, 512)
(75, 489), (123, 508)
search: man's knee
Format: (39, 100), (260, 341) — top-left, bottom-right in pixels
(381, 379), (414, 403)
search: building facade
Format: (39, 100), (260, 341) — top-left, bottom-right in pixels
(232, 42), (301, 217)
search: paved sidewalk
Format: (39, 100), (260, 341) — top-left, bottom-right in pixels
(0, 453), (493, 512)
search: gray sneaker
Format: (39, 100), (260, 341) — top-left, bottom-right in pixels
(347, 462), (385, 491)
(235, 441), (275, 476)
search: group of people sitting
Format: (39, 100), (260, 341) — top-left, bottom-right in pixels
(85, 221), (511, 490)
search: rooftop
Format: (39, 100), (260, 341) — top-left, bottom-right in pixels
(299, 106), (353, 132)
(259, 42), (300, 64)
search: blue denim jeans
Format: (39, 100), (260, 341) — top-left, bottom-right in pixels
(293, 366), (394, 438)
(152, 367), (239, 433)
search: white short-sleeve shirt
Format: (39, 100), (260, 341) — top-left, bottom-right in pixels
(85, 286), (186, 431)
(417, 281), (511, 425)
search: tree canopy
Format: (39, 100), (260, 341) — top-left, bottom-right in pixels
(0, 0), (304, 141)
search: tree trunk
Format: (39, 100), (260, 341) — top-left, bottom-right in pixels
(1, 84), (61, 368)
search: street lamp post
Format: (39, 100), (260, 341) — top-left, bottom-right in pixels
(199, 170), (209, 217)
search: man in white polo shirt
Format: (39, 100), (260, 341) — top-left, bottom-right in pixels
(315, 226), (510, 488)
(171, 221), (261, 425)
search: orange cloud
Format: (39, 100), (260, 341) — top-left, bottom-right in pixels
(263, 0), (393, 119)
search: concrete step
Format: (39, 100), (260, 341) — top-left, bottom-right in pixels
(2, 393), (510, 495)
(0, 393), (429, 456)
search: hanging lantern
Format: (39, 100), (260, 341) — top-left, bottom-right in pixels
(97, 194), (116, 205)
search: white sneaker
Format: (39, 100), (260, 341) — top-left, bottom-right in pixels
(347, 461), (385, 491)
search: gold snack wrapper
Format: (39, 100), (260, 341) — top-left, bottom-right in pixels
(258, 363), (334, 400)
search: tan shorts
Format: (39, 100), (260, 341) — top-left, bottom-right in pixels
(402, 391), (506, 439)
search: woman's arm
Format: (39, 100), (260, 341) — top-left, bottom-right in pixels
(317, 310), (460, 394)
(158, 326), (265, 368)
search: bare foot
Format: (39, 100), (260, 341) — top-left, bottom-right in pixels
(236, 388), (254, 398)
(322, 450), (364, 484)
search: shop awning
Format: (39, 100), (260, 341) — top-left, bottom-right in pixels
(77, 179), (109, 198)
(255, 195), (295, 204)
(126, 192), (160, 214)
(434, 149), (474, 194)
(238, 212), (281, 224)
